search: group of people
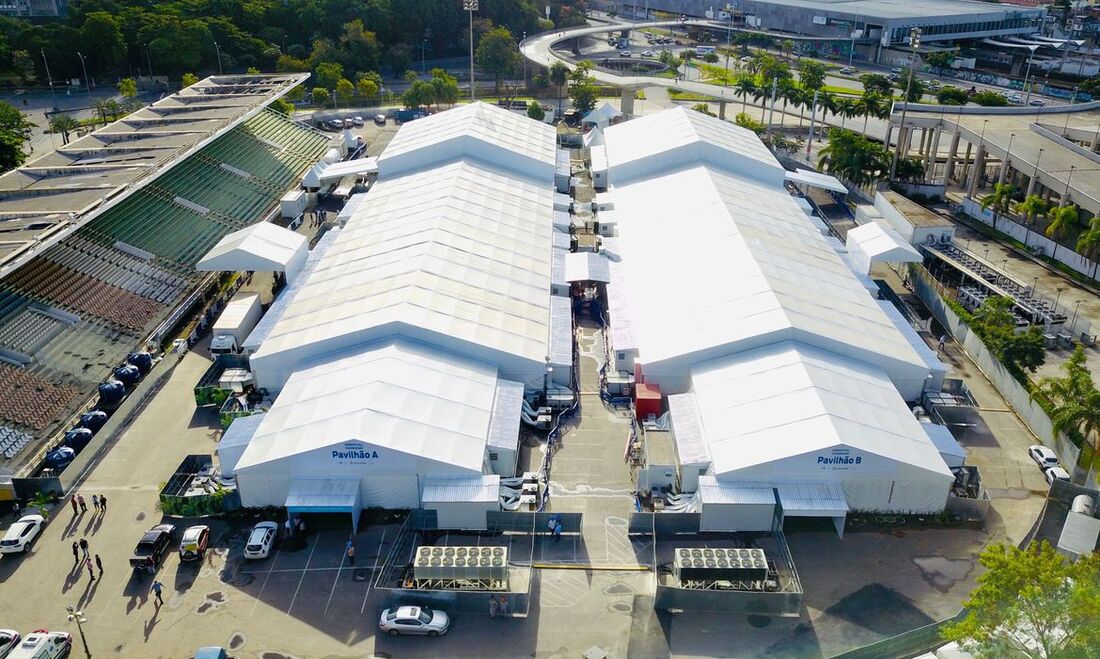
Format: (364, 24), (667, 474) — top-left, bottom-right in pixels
(69, 492), (108, 516)
(309, 208), (328, 228)
(72, 537), (103, 581)
(488, 594), (511, 619)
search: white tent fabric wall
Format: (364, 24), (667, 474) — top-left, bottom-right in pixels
(844, 222), (922, 276)
(217, 412), (266, 478)
(196, 222), (309, 282)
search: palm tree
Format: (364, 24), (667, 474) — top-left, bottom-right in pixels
(858, 94), (882, 133)
(1015, 194), (1049, 227)
(549, 62), (569, 118)
(1075, 216), (1100, 261)
(1045, 203), (1081, 251)
(980, 182), (1017, 233)
(791, 88), (811, 127)
(816, 91), (836, 132)
(753, 85), (768, 122)
(48, 114), (80, 145)
(1032, 346), (1100, 471)
(835, 99), (855, 129)
(734, 78), (756, 114)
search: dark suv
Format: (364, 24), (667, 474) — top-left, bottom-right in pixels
(129, 523), (177, 571)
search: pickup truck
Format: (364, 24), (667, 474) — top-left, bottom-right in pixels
(129, 524), (176, 571)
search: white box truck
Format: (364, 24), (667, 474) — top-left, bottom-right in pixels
(210, 294), (262, 355)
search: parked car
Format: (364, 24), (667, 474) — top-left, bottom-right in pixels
(179, 525), (210, 561)
(130, 523), (177, 571)
(890, 67), (903, 74)
(0, 515), (44, 554)
(1028, 98), (1046, 107)
(243, 521), (278, 560)
(0, 630), (20, 659)
(379, 605), (451, 637)
(1044, 466), (1071, 485)
(1028, 445), (1059, 469)
(350, 115), (364, 126)
(5, 632), (70, 659)
(373, 114), (386, 125)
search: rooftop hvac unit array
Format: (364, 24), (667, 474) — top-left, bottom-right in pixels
(413, 546), (508, 582)
(673, 547), (769, 583)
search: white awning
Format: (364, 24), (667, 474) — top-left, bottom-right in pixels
(698, 476), (775, 505)
(785, 169), (848, 194)
(775, 483), (849, 517)
(421, 475), (500, 503)
(847, 222), (922, 264)
(564, 251), (611, 283)
(196, 222), (308, 277)
(302, 157), (378, 188)
(286, 478), (360, 510)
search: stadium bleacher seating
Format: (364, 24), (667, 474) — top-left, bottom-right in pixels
(0, 364), (81, 431)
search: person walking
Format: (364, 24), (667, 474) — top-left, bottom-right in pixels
(284, 518), (293, 537)
(152, 580), (164, 605)
(72, 541), (79, 563)
(70, 496), (78, 515)
(938, 334), (947, 352)
(91, 495), (100, 512)
(79, 538), (89, 559)
(488, 595), (499, 619)
(77, 494), (87, 513)
(95, 553), (103, 577)
(346, 544), (355, 565)
(98, 495), (107, 511)
(297, 517), (306, 536)
(10, 500), (19, 520)
(499, 594), (510, 617)
(85, 557), (95, 581)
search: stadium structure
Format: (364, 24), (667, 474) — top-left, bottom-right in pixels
(0, 74), (330, 470)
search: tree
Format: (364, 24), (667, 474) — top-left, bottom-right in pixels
(818, 128), (891, 186)
(429, 68), (460, 107)
(315, 61), (344, 91)
(1033, 345), (1100, 456)
(356, 73), (380, 99)
(402, 78), (437, 110)
(703, 52), (719, 64)
(79, 12), (125, 71)
(969, 296), (1046, 380)
(943, 541), (1100, 658)
(568, 61), (598, 114)
(937, 86), (970, 105)
(734, 112), (765, 134)
(477, 26), (520, 95)
(117, 77), (138, 99)
(92, 98), (121, 125)
(798, 59), (826, 93)
(286, 85), (305, 103)
(925, 51), (954, 73)
(860, 73), (893, 97)
(311, 87), (329, 105)
(973, 90), (1009, 107)
(48, 114), (80, 145)
(269, 98), (294, 116)
(780, 39), (795, 61)
(384, 44), (412, 78)
(181, 73), (199, 87)
(895, 157), (925, 182)
(527, 101), (545, 121)
(734, 78), (757, 114)
(1046, 204), (1082, 241)
(246, 67), (261, 75)
(0, 102), (35, 172)
(335, 77), (355, 101)
(549, 61), (569, 117)
(691, 103), (716, 117)
(1076, 216), (1100, 260)
(11, 50), (35, 85)
(857, 93), (884, 133)
(898, 72), (926, 103)
(980, 182), (1017, 233)
(1015, 194), (1049, 228)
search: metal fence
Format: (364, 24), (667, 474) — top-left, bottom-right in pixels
(829, 609), (967, 659)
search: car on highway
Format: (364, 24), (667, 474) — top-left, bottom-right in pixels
(1008, 93), (1023, 104)
(5, 631), (71, 659)
(1028, 445), (1059, 469)
(619, 50), (632, 57)
(379, 605), (451, 637)
(0, 515), (44, 554)
(243, 521), (279, 560)
(641, 50), (654, 57)
(1029, 98), (1046, 107)
(130, 523), (177, 571)
(1045, 466), (1071, 485)
(890, 67), (903, 74)
(179, 525), (210, 561)
(0, 630), (20, 658)
(838, 66), (855, 74)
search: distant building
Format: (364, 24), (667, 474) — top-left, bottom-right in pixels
(0, 0), (65, 17)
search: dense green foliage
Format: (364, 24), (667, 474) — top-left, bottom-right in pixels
(818, 128), (890, 186)
(944, 541), (1100, 658)
(0, 0), (586, 84)
(936, 85), (969, 105)
(968, 296), (1045, 381)
(972, 90), (1008, 106)
(0, 100), (34, 171)
(1032, 346), (1100, 455)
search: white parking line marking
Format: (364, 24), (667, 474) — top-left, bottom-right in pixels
(360, 529), (386, 615)
(286, 535), (319, 615)
(249, 544), (282, 619)
(323, 545), (347, 615)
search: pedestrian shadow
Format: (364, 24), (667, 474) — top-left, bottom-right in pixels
(143, 607), (161, 641)
(77, 574), (101, 608)
(62, 513), (83, 539)
(61, 561), (85, 593)
(83, 514), (104, 536)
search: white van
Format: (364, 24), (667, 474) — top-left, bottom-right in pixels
(7, 632), (72, 659)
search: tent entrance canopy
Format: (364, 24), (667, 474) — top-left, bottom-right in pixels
(285, 478), (362, 531)
(775, 483), (849, 537)
(785, 169), (848, 195)
(196, 222), (308, 281)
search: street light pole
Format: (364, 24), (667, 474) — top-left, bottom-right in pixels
(1071, 299), (1083, 333)
(999, 132), (1014, 186)
(76, 51), (91, 97)
(213, 41), (223, 75)
(41, 49), (56, 106)
(463, 0), (478, 101)
(889, 27), (921, 182)
(1022, 45), (1038, 105)
(66, 605), (91, 658)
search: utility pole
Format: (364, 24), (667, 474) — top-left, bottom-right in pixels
(889, 27), (921, 182)
(806, 89), (818, 161)
(213, 41), (224, 75)
(1022, 44), (1038, 105)
(76, 51), (91, 97)
(66, 605), (91, 658)
(41, 49), (56, 106)
(463, 0), (478, 101)
(767, 76), (777, 129)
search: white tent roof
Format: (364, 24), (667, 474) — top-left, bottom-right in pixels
(775, 482), (849, 517)
(603, 106), (785, 186)
(608, 162), (928, 386)
(922, 423), (967, 462)
(237, 339), (503, 473)
(301, 157), (378, 188)
(697, 475), (775, 505)
(847, 222), (922, 263)
(564, 251), (611, 283)
(249, 158), (554, 385)
(668, 391), (709, 465)
(785, 169), (849, 195)
(218, 412), (266, 452)
(421, 475), (500, 503)
(689, 341), (953, 479)
(196, 222), (307, 272)
(583, 102), (622, 126)
(377, 101), (556, 180)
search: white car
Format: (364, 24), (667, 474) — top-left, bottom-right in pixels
(641, 50), (655, 57)
(1044, 466), (1070, 485)
(1008, 93), (1023, 104)
(838, 66), (855, 74)
(1028, 99), (1046, 107)
(0, 515), (44, 554)
(1028, 445), (1059, 469)
(379, 605), (450, 637)
(243, 521), (278, 560)
(5, 632), (70, 659)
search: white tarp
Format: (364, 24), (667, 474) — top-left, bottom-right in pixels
(301, 157), (378, 188)
(785, 169), (849, 194)
(217, 413), (265, 477)
(846, 222), (922, 275)
(564, 251), (611, 283)
(196, 222), (308, 280)
(583, 102), (622, 128)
